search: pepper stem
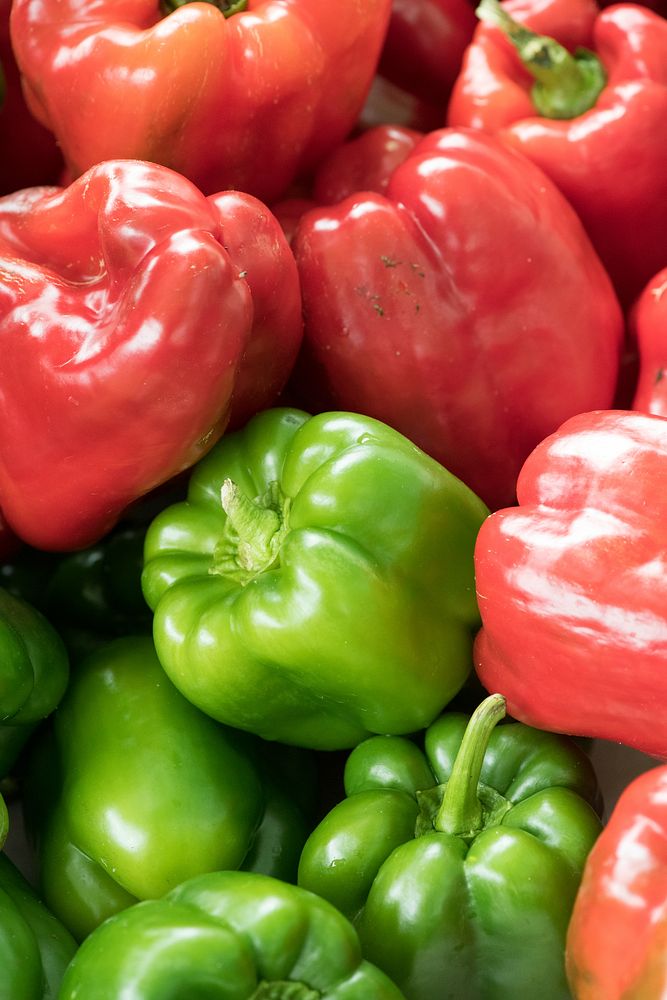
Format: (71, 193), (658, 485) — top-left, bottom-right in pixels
(434, 694), (506, 838)
(211, 480), (289, 584)
(476, 0), (606, 119)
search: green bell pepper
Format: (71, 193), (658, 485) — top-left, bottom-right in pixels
(24, 636), (316, 941)
(58, 870), (406, 999)
(0, 853), (76, 1000)
(0, 587), (69, 776)
(298, 695), (603, 999)
(142, 408), (488, 749)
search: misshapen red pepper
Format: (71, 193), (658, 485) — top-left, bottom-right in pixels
(448, 0), (667, 307)
(0, 161), (302, 551)
(291, 128), (622, 510)
(632, 266), (667, 419)
(10, 0), (391, 203)
(474, 409), (667, 757)
(566, 765), (667, 999)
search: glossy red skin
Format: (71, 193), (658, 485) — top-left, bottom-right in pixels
(566, 765), (667, 998)
(272, 126), (423, 244)
(379, 0), (477, 104)
(447, 0), (667, 308)
(0, 160), (301, 551)
(292, 128), (623, 510)
(632, 267), (667, 418)
(312, 125), (424, 205)
(9, 0), (390, 203)
(0, 0), (62, 195)
(208, 192), (303, 429)
(475, 409), (667, 756)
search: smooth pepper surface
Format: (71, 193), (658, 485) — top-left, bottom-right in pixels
(10, 0), (391, 203)
(142, 407), (488, 749)
(474, 409), (667, 757)
(298, 695), (602, 999)
(58, 870), (406, 999)
(566, 765), (667, 999)
(24, 636), (316, 941)
(0, 853), (76, 1000)
(0, 587), (69, 777)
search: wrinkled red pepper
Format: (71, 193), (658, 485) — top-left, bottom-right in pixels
(291, 128), (622, 510)
(0, 160), (301, 551)
(447, 0), (667, 307)
(10, 0), (390, 203)
(632, 267), (667, 419)
(474, 409), (667, 757)
(566, 765), (667, 999)
(0, 0), (62, 195)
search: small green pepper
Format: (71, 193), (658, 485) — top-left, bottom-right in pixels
(0, 852), (76, 1000)
(298, 695), (603, 999)
(58, 870), (406, 999)
(24, 636), (316, 941)
(142, 408), (488, 749)
(0, 588), (69, 776)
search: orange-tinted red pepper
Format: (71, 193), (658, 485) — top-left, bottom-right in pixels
(566, 764), (667, 999)
(448, 0), (667, 307)
(10, 0), (391, 203)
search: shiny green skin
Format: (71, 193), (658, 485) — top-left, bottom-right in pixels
(298, 712), (603, 1000)
(24, 636), (316, 941)
(142, 408), (488, 749)
(59, 870), (406, 999)
(0, 588), (69, 776)
(0, 853), (76, 1000)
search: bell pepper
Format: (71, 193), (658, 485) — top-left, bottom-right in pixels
(0, 852), (77, 1000)
(0, 587), (69, 778)
(24, 636), (316, 941)
(298, 694), (602, 999)
(378, 0), (477, 106)
(9, 0), (391, 204)
(474, 409), (667, 758)
(0, 0), (62, 196)
(566, 765), (667, 999)
(58, 870), (406, 999)
(291, 128), (622, 510)
(631, 267), (667, 418)
(447, 0), (667, 308)
(142, 407), (488, 750)
(0, 160), (302, 551)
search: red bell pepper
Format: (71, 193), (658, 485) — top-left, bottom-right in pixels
(566, 765), (667, 999)
(272, 124), (423, 242)
(447, 0), (667, 307)
(9, 0), (391, 204)
(0, 0), (62, 195)
(474, 409), (667, 757)
(378, 0), (477, 105)
(0, 160), (302, 551)
(632, 267), (667, 419)
(291, 128), (622, 510)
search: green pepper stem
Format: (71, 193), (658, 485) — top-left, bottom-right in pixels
(476, 0), (606, 119)
(434, 694), (506, 838)
(220, 479), (284, 577)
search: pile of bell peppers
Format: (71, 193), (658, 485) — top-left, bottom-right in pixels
(0, 0), (666, 995)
